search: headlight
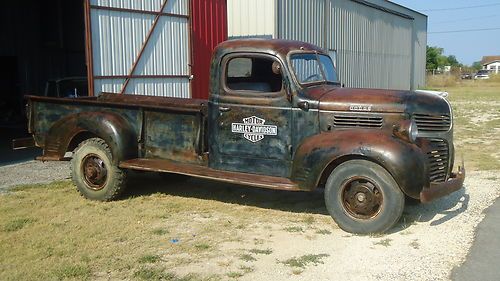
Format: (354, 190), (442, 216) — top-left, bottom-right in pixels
(393, 119), (418, 143)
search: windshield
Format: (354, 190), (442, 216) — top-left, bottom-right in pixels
(290, 53), (339, 85)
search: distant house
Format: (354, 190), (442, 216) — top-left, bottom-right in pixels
(481, 56), (500, 74)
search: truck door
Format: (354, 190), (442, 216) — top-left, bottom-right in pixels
(209, 54), (292, 178)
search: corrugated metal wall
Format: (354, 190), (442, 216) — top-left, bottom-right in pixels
(372, 0), (427, 89)
(88, 0), (191, 97)
(328, 0), (413, 90)
(227, 0), (427, 91)
(277, 0), (325, 48)
(191, 0), (228, 99)
(227, 0), (276, 38)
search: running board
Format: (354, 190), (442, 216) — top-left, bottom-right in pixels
(119, 158), (301, 191)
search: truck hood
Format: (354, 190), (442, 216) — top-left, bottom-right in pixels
(303, 85), (450, 114)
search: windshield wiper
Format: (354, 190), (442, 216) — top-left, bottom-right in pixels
(326, 81), (341, 86)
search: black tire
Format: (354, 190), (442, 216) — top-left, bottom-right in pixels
(71, 138), (127, 201)
(324, 160), (404, 234)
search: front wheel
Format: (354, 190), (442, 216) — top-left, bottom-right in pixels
(71, 138), (127, 201)
(324, 160), (404, 234)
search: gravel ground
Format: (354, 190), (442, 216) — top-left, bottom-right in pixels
(0, 161), (498, 280)
(0, 161), (70, 192)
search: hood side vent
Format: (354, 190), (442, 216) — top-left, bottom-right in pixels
(333, 115), (383, 128)
(414, 114), (451, 132)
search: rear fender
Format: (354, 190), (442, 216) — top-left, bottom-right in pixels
(42, 112), (138, 163)
(291, 130), (428, 199)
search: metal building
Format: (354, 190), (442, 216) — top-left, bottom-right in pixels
(228, 0), (427, 90)
(85, 0), (227, 98)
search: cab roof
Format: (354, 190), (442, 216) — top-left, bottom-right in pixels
(214, 39), (326, 58)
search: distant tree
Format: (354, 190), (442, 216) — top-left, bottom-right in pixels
(447, 55), (460, 67)
(426, 46), (442, 70)
(472, 61), (483, 71)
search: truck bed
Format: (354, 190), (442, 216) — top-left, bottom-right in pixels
(29, 92), (208, 113)
(27, 93), (208, 165)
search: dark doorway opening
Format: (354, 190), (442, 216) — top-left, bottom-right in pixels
(0, 0), (87, 164)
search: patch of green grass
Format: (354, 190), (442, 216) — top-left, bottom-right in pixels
(194, 243), (211, 250)
(239, 254), (257, 262)
(226, 271), (243, 278)
(373, 238), (392, 247)
(280, 254), (330, 268)
(151, 228), (168, 235)
(3, 218), (36, 232)
(52, 264), (91, 280)
(249, 248), (272, 255)
(315, 229), (332, 235)
(138, 254), (161, 264)
(283, 226), (304, 233)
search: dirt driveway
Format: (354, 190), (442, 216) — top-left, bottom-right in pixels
(1, 161), (499, 281)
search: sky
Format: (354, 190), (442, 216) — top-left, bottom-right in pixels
(392, 0), (500, 65)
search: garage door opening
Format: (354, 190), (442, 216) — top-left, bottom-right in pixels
(0, 0), (87, 127)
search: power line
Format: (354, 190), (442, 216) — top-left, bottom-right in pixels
(428, 27), (500, 34)
(433, 15), (496, 24)
(421, 3), (500, 12)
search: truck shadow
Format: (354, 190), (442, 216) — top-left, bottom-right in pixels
(124, 171), (329, 215)
(392, 186), (469, 232)
(125, 172), (469, 227)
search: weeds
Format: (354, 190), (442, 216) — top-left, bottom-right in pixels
(315, 229), (332, 235)
(409, 240), (420, 249)
(249, 248), (273, 255)
(239, 254), (257, 262)
(283, 226), (304, 233)
(138, 254), (161, 264)
(52, 264), (91, 280)
(3, 218), (36, 232)
(280, 254), (330, 268)
(373, 238), (392, 247)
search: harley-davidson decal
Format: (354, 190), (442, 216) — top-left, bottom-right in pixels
(231, 116), (278, 143)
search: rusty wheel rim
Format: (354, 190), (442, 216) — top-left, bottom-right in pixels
(341, 177), (383, 220)
(81, 154), (107, 190)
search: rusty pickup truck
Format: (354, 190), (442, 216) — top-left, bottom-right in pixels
(16, 39), (465, 234)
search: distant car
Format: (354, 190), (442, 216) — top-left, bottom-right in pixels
(474, 70), (490, 80)
(460, 73), (472, 80)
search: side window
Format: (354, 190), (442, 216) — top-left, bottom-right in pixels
(226, 56), (283, 93)
(228, 58), (252, 78)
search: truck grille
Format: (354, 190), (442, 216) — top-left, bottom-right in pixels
(414, 113), (451, 132)
(333, 115), (383, 128)
(427, 139), (449, 182)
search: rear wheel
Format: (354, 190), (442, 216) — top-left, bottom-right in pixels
(71, 138), (127, 201)
(324, 160), (404, 234)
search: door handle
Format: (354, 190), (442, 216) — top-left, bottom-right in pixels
(219, 106), (231, 112)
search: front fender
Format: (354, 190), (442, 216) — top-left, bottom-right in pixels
(42, 111), (138, 164)
(291, 129), (428, 198)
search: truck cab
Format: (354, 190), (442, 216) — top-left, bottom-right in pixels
(18, 39), (465, 234)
